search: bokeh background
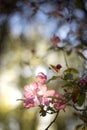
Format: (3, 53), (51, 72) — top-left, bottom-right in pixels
(0, 0), (87, 130)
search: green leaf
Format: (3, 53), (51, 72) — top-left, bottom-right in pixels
(64, 68), (78, 74)
(64, 73), (73, 80)
(47, 76), (58, 83)
(16, 99), (24, 101)
(62, 82), (73, 88)
(77, 93), (85, 106)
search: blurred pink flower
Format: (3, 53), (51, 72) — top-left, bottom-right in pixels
(36, 72), (47, 85)
(44, 90), (58, 98)
(23, 72), (66, 110)
(40, 90), (58, 106)
(50, 34), (61, 47)
(54, 96), (66, 110)
(23, 97), (35, 108)
(23, 81), (47, 108)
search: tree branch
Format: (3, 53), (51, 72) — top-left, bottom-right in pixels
(45, 111), (59, 130)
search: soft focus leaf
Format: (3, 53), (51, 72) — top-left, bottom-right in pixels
(47, 76), (58, 83)
(72, 88), (78, 103)
(16, 99), (24, 101)
(64, 73), (73, 80)
(74, 76), (80, 81)
(74, 0), (84, 9)
(75, 124), (84, 130)
(62, 82), (73, 88)
(77, 93), (85, 106)
(64, 68), (78, 74)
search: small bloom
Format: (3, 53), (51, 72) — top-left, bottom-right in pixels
(54, 95), (66, 110)
(54, 101), (66, 110)
(23, 82), (41, 108)
(36, 72), (47, 85)
(23, 97), (35, 108)
(78, 75), (87, 87)
(23, 76), (48, 108)
(41, 90), (59, 106)
(50, 34), (61, 47)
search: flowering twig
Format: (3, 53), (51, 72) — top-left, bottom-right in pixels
(45, 111), (59, 130)
(20, 68), (87, 130)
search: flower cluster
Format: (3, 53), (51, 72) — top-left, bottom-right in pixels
(78, 75), (87, 87)
(19, 65), (87, 130)
(23, 72), (66, 110)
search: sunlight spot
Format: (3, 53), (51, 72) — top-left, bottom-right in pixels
(35, 66), (47, 76)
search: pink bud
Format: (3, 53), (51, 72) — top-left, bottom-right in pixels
(36, 72), (47, 85)
(56, 64), (62, 70)
(50, 34), (61, 47)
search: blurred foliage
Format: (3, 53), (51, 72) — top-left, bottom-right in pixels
(0, 0), (87, 52)
(0, 34), (86, 130)
(0, 105), (38, 130)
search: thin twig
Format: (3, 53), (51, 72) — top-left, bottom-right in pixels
(63, 49), (69, 68)
(45, 111), (59, 130)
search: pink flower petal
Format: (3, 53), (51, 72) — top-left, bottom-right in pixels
(44, 90), (58, 97)
(24, 85), (30, 91)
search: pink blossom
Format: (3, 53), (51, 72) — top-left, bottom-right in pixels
(42, 90), (65, 110)
(23, 97), (35, 108)
(36, 72), (47, 85)
(50, 34), (61, 47)
(44, 90), (58, 98)
(23, 82), (39, 108)
(23, 81), (47, 108)
(42, 90), (59, 106)
(39, 90), (58, 106)
(54, 101), (66, 110)
(23, 82), (58, 108)
(23, 72), (66, 110)
(24, 83), (39, 98)
(54, 96), (66, 110)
